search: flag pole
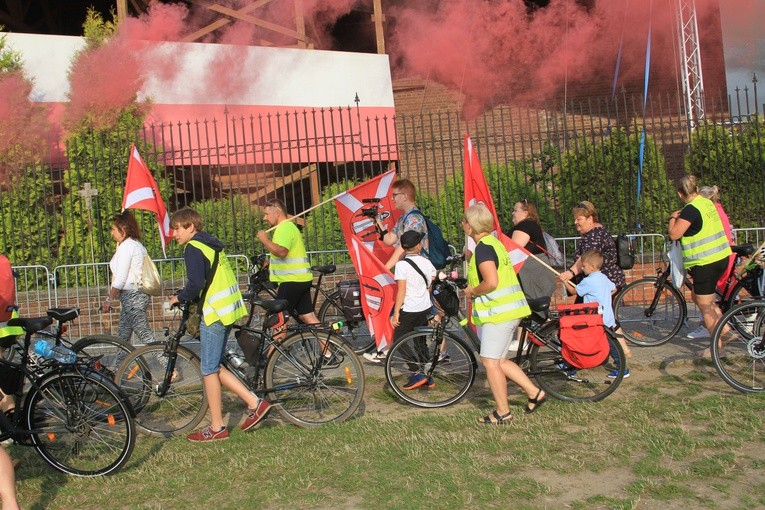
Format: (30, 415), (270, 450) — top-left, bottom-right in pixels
(264, 191), (348, 233)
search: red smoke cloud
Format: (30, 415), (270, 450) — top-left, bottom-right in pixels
(0, 73), (54, 182)
(60, 0), (737, 125)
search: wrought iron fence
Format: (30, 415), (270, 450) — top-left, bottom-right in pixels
(1, 80), (764, 271)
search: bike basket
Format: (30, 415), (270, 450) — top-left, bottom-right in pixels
(338, 280), (364, 320)
(235, 327), (261, 365)
(557, 304), (610, 369)
(432, 280), (461, 317)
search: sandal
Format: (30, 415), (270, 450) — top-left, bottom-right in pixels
(524, 389), (547, 414)
(478, 409), (513, 425)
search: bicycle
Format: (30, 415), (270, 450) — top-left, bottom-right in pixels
(709, 298), (765, 393)
(384, 256), (627, 408)
(614, 242), (762, 346)
(2, 307), (134, 380)
(113, 298), (365, 437)
(0, 314), (136, 476)
(246, 253), (374, 354)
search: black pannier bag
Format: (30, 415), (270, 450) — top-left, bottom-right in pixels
(338, 280), (364, 320)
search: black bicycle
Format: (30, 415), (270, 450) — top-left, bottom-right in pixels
(614, 243), (761, 346)
(384, 256), (627, 408)
(0, 313), (136, 477)
(246, 253), (374, 354)
(709, 298), (765, 393)
(113, 298), (365, 437)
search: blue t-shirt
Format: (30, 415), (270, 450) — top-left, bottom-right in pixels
(576, 270), (616, 328)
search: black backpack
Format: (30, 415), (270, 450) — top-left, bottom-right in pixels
(615, 234), (636, 270)
(402, 210), (451, 269)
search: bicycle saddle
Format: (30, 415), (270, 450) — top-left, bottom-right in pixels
(731, 244), (754, 257)
(7, 316), (53, 334)
(258, 299), (290, 313)
(311, 265), (336, 274)
(46, 308), (80, 323)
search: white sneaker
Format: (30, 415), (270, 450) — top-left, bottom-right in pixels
(362, 351), (386, 363)
(686, 324), (710, 339)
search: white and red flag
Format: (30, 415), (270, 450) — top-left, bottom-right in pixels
(122, 144), (172, 256)
(335, 169), (401, 351)
(463, 135), (529, 272)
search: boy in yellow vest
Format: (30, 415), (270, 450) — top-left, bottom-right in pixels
(168, 208), (271, 441)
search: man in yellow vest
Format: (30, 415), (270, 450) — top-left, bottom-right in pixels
(257, 200), (320, 332)
(168, 207), (271, 442)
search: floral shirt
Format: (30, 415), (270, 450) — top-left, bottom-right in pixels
(393, 206), (429, 256)
(574, 225), (626, 288)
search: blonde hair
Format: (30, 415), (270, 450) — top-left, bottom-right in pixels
(699, 185), (720, 203)
(581, 249), (604, 270)
(677, 175), (698, 198)
(572, 200), (599, 223)
(464, 204), (495, 234)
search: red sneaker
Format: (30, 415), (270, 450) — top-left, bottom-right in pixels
(241, 399), (273, 431)
(187, 425), (229, 442)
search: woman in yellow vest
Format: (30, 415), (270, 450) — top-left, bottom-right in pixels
(463, 204), (546, 424)
(668, 175), (733, 356)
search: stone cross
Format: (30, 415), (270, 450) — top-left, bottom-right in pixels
(77, 182), (99, 210)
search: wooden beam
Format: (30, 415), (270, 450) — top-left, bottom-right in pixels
(371, 0), (385, 54)
(116, 0), (128, 22)
(204, 3), (303, 40)
(294, 0), (307, 48)
(183, 0), (274, 42)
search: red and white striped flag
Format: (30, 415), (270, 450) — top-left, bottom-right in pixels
(464, 135), (529, 272)
(122, 144), (171, 256)
(334, 169), (401, 352)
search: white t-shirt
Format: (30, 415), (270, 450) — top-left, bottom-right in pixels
(394, 255), (436, 313)
(109, 238), (147, 290)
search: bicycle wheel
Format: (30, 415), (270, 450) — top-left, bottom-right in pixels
(114, 345), (208, 437)
(318, 290), (375, 354)
(264, 330), (365, 426)
(614, 277), (685, 346)
(711, 300), (765, 393)
(71, 335), (134, 381)
(24, 368), (136, 476)
(385, 330), (476, 408)
(529, 321), (626, 402)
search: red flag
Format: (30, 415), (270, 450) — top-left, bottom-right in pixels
(463, 135), (529, 272)
(122, 144), (171, 256)
(335, 169), (400, 351)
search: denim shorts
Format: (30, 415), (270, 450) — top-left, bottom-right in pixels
(199, 319), (231, 376)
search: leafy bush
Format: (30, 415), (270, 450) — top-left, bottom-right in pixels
(556, 127), (675, 234)
(685, 118), (765, 227)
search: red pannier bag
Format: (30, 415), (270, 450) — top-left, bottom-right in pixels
(0, 255), (16, 322)
(557, 303), (610, 369)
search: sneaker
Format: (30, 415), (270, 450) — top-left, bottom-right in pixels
(607, 368), (630, 379)
(362, 351), (386, 363)
(556, 362), (577, 377)
(437, 351), (451, 363)
(403, 372), (430, 390)
(425, 376), (435, 388)
(241, 399), (273, 431)
(187, 425), (229, 442)
(686, 324), (710, 339)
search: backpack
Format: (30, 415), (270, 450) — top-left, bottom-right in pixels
(403, 209), (451, 269)
(616, 234), (636, 270)
(540, 231), (565, 268)
(0, 255), (17, 322)
(557, 304), (610, 369)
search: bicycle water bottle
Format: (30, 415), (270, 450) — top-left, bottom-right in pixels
(225, 348), (246, 369)
(34, 340), (77, 364)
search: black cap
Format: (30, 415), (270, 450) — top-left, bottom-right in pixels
(400, 230), (426, 249)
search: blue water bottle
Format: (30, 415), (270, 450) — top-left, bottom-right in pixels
(34, 340), (77, 364)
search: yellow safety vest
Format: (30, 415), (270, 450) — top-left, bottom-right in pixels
(467, 235), (530, 325)
(188, 241), (246, 327)
(269, 221), (312, 283)
(0, 309), (23, 340)
(680, 196), (732, 269)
